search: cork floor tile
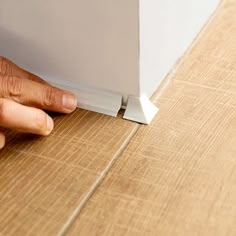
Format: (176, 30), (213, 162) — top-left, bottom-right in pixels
(0, 110), (138, 235)
(66, 1), (236, 235)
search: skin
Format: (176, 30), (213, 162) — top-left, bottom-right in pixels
(0, 56), (78, 149)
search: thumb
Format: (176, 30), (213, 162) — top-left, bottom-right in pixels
(0, 131), (6, 149)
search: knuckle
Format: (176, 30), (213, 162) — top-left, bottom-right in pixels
(42, 86), (55, 107)
(0, 56), (13, 75)
(5, 75), (23, 99)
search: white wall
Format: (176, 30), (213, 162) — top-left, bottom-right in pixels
(0, 0), (220, 118)
(0, 0), (139, 97)
(139, 0), (221, 98)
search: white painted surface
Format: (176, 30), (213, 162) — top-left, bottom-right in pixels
(139, 0), (221, 97)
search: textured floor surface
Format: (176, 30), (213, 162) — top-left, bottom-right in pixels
(0, 111), (138, 235)
(1, 0), (236, 235)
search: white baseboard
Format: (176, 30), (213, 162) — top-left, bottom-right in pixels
(43, 77), (122, 117)
(124, 96), (159, 124)
(43, 77), (158, 124)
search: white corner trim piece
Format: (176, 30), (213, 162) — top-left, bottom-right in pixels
(123, 96), (159, 124)
(42, 76), (122, 117)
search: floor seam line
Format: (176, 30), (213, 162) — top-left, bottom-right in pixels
(57, 123), (141, 236)
(174, 79), (236, 93)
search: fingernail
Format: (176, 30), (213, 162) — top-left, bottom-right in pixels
(62, 94), (77, 111)
(47, 116), (54, 133)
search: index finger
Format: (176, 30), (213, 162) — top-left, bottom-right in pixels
(0, 75), (78, 114)
(0, 56), (49, 85)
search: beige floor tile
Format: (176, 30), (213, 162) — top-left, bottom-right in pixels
(0, 109), (138, 235)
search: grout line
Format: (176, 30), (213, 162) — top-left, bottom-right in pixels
(57, 123), (140, 236)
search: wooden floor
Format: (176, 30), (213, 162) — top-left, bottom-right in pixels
(1, 0), (236, 235)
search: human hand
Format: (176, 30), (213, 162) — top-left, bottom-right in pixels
(0, 56), (77, 149)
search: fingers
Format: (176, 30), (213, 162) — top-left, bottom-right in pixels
(0, 98), (54, 136)
(0, 74), (77, 114)
(18, 69), (50, 85)
(0, 56), (49, 85)
(0, 131), (5, 149)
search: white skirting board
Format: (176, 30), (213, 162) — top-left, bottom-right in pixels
(43, 77), (158, 124)
(44, 77), (122, 117)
